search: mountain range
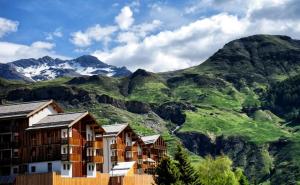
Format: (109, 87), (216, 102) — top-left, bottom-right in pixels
(1, 34), (300, 184)
(0, 55), (131, 81)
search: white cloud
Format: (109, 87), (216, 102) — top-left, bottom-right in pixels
(115, 6), (134, 30)
(70, 24), (117, 47)
(0, 17), (19, 38)
(46, 28), (63, 40)
(31, 41), (55, 49)
(0, 41), (68, 63)
(92, 6), (300, 72)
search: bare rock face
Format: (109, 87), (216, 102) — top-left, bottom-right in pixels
(152, 102), (196, 125)
(177, 132), (273, 184)
(6, 86), (91, 105)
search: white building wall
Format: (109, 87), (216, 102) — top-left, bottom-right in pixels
(87, 163), (96, 177)
(29, 105), (57, 126)
(103, 136), (115, 173)
(28, 161), (61, 174)
(125, 133), (132, 146)
(61, 162), (72, 177)
(86, 125), (95, 141)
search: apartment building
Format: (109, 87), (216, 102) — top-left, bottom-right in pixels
(102, 123), (143, 174)
(141, 135), (167, 174)
(0, 100), (104, 177)
(0, 100), (167, 182)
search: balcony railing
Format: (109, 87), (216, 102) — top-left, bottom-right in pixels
(86, 141), (103, 148)
(110, 144), (117, 149)
(138, 154), (143, 159)
(86, 156), (103, 163)
(125, 156), (133, 161)
(61, 154), (80, 161)
(0, 142), (11, 149)
(125, 145), (132, 151)
(0, 158), (11, 165)
(111, 156), (118, 162)
(61, 138), (81, 145)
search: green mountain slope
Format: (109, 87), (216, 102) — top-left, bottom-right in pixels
(2, 35), (300, 184)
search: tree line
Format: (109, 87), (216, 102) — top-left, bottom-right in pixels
(154, 145), (249, 185)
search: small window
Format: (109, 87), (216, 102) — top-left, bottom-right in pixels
(13, 167), (18, 174)
(48, 163), (52, 172)
(63, 164), (66, 170)
(31, 166), (36, 173)
(67, 164), (70, 170)
(88, 165), (91, 171)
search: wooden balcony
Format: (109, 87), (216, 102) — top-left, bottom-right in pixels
(0, 142), (11, 149)
(138, 154), (143, 159)
(61, 138), (81, 145)
(86, 141), (103, 148)
(125, 145), (132, 151)
(86, 156), (103, 163)
(61, 154), (80, 161)
(111, 156), (118, 162)
(125, 157), (133, 161)
(0, 158), (11, 165)
(110, 144), (117, 149)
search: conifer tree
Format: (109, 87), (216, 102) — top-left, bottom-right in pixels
(174, 145), (201, 185)
(155, 156), (182, 185)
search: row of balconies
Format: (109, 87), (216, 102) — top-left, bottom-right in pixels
(0, 141), (19, 149)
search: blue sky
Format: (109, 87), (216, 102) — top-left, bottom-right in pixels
(0, 0), (300, 72)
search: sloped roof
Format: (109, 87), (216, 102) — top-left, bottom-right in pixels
(0, 100), (55, 119)
(102, 123), (128, 136)
(109, 161), (135, 177)
(27, 112), (88, 130)
(141, 134), (160, 145)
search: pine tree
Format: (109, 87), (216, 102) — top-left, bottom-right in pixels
(155, 156), (182, 185)
(174, 145), (201, 185)
(234, 168), (249, 185)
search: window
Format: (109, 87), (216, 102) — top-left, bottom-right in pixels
(63, 163), (70, 170)
(48, 163), (52, 172)
(13, 149), (19, 157)
(61, 129), (71, 138)
(13, 167), (18, 174)
(31, 166), (36, 173)
(88, 164), (94, 171)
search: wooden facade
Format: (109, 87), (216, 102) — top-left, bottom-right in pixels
(0, 100), (166, 184)
(142, 136), (167, 174)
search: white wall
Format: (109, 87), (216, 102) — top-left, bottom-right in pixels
(86, 125), (95, 141)
(87, 163), (96, 177)
(103, 136), (115, 173)
(29, 105), (57, 126)
(125, 133), (132, 146)
(61, 162), (72, 177)
(28, 161), (61, 174)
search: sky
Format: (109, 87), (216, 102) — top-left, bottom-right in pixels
(0, 0), (300, 72)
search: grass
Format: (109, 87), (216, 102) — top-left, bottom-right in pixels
(180, 107), (291, 144)
(128, 82), (170, 103)
(172, 84), (244, 110)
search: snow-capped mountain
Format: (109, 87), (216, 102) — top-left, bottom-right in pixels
(0, 55), (131, 81)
